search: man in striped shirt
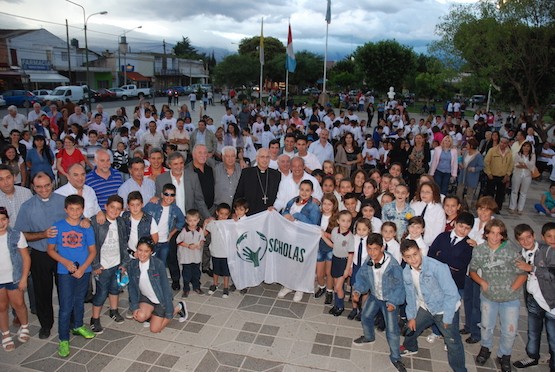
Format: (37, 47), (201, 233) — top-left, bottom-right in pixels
(85, 149), (123, 211)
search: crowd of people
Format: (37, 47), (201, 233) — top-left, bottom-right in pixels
(0, 94), (554, 372)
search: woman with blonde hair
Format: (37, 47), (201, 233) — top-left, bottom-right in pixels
(429, 135), (458, 195)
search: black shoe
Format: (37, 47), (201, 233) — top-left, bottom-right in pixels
(392, 360), (407, 372)
(498, 355), (511, 372)
(347, 308), (358, 320)
(328, 306), (337, 315)
(90, 318), (104, 334)
(230, 284), (237, 292)
(355, 312), (362, 321)
(476, 346), (491, 365)
(352, 336), (374, 345)
(181, 290), (189, 298)
(110, 309), (125, 324)
(38, 328), (51, 339)
(240, 288), (248, 294)
(465, 336), (480, 344)
(324, 291), (333, 305)
(314, 287), (326, 298)
(193, 288), (204, 295)
(332, 307), (344, 317)
(513, 357), (538, 369)
(172, 282), (180, 291)
(459, 328), (470, 335)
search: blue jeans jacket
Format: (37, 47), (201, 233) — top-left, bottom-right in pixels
(353, 252), (405, 307)
(122, 211), (154, 246)
(403, 256), (460, 324)
(127, 256), (174, 319)
(144, 202), (185, 233)
(5, 228), (24, 283)
(282, 197), (321, 226)
(91, 217), (130, 271)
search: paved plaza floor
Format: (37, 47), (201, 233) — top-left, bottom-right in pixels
(0, 100), (552, 371)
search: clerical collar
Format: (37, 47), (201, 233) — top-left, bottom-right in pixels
(41, 198), (50, 202)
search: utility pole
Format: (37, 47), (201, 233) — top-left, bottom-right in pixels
(65, 19), (72, 84)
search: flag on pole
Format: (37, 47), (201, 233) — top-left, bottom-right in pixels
(259, 18), (264, 66)
(285, 23), (296, 73)
(325, 0), (331, 24)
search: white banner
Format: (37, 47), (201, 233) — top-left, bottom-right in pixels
(214, 210), (321, 293)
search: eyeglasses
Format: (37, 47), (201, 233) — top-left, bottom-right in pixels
(163, 192), (176, 197)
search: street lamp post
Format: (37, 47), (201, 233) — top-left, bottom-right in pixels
(66, 0), (107, 111)
(119, 26), (142, 86)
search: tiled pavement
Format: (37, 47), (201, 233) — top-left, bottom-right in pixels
(2, 180), (554, 371)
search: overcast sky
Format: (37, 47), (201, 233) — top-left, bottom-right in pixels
(1, 0), (477, 60)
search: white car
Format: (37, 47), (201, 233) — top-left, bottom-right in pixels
(109, 88), (126, 99)
(0, 95), (6, 107)
(32, 89), (53, 98)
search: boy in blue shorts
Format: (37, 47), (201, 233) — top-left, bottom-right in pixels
(47, 194), (96, 358)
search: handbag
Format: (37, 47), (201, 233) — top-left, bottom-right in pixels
(532, 167), (541, 179)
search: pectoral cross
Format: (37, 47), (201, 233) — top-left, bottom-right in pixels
(262, 195), (268, 204)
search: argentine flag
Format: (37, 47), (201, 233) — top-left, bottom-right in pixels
(285, 23), (296, 73)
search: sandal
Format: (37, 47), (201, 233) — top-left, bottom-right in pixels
(17, 324), (30, 343)
(2, 330), (15, 352)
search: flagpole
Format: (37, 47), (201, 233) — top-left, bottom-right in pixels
(259, 17), (264, 105)
(323, 21), (328, 95)
(285, 70), (289, 104)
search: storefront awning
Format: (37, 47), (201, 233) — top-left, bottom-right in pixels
(125, 71), (151, 82)
(27, 71), (69, 83)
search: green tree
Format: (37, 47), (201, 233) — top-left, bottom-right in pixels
(353, 40), (418, 93)
(173, 37), (204, 60)
(434, 0), (555, 133)
(414, 56), (453, 103)
(213, 54), (258, 88)
(238, 36), (285, 64)
(327, 58), (362, 89)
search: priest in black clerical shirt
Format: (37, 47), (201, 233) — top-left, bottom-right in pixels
(234, 148), (281, 215)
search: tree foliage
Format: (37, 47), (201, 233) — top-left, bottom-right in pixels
(213, 54), (258, 87)
(173, 37), (205, 60)
(327, 58), (363, 89)
(433, 0), (555, 127)
(238, 36), (285, 64)
(353, 40), (417, 93)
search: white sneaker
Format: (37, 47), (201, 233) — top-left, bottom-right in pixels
(293, 291), (303, 302)
(426, 333), (442, 344)
(444, 344), (447, 352)
(143, 321), (150, 328)
(277, 287), (292, 298)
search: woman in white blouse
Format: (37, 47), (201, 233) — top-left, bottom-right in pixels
(509, 141), (535, 214)
(410, 181), (446, 246)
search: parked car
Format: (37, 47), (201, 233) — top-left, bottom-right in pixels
(1, 90), (42, 107)
(109, 88), (126, 99)
(302, 87), (321, 95)
(164, 86), (187, 96)
(92, 88), (117, 102)
(43, 85), (88, 104)
(119, 84), (152, 100)
(470, 95), (486, 106)
(32, 89), (52, 98)
(0, 95), (6, 107)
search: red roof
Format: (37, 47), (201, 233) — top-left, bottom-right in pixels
(125, 71), (151, 82)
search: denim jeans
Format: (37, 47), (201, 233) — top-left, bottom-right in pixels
(463, 276), (481, 340)
(480, 294), (520, 357)
(434, 170), (451, 195)
(155, 242), (170, 267)
(361, 296), (401, 363)
(525, 294), (555, 369)
(58, 272), (90, 341)
(92, 266), (119, 307)
(181, 263), (201, 291)
(403, 307), (466, 372)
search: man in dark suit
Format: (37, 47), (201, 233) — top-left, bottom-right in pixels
(234, 148), (281, 216)
(155, 151), (210, 290)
